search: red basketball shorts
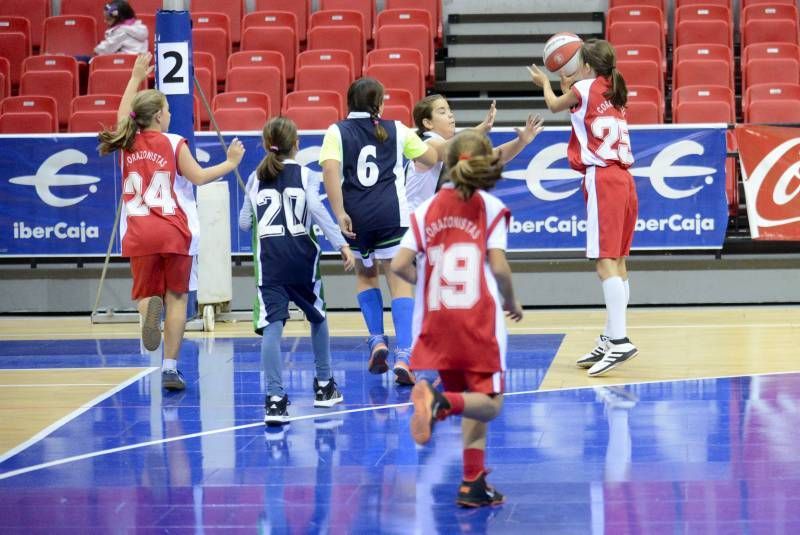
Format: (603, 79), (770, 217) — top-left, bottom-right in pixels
(438, 370), (505, 395)
(130, 253), (192, 300)
(583, 165), (638, 259)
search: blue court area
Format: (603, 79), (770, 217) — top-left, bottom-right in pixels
(1, 335), (800, 533)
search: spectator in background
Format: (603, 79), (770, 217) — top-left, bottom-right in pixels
(94, 1), (148, 56)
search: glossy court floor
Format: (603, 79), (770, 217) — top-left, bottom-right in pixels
(0, 307), (799, 534)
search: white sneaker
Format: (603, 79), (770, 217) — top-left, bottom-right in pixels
(588, 338), (638, 377)
(576, 335), (609, 368)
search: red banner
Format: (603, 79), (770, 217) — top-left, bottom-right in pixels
(735, 125), (800, 241)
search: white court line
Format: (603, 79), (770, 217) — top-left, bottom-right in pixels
(0, 384), (120, 388)
(3, 368), (800, 481)
(0, 367), (159, 466)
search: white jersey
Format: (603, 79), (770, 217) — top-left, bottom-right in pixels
(405, 131), (445, 211)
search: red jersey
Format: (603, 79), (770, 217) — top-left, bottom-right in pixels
(119, 131), (199, 257)
(401, 185), (510, 373)
(567, 76), (635, 173)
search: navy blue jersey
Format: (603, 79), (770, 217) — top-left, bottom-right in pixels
(337, 117), (407, 232)
(247, 162), (320, 286)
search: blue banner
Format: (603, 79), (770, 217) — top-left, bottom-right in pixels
(0, 126), (728, 257)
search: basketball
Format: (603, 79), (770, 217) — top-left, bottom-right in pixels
(543, 32), (584, 76)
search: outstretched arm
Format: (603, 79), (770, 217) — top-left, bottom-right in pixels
(526, 64), (579, 113)
(178, 138), (245, 186)
(494, 114), (545, 164)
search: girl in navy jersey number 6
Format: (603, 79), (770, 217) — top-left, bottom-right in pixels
(528, 39), (639, 377)
(320, 78), (445, 386)
(98, 53), (245, 391)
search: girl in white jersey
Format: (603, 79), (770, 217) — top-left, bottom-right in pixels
(98, 53), (245, 391)
(528, 39), (639, 377)
(406, 95), (544, 211)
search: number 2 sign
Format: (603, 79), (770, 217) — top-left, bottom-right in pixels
(156, 42), (190, 95)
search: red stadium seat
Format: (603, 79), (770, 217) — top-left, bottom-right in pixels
(88, 68), (145, 95)
(19, 70), (76, 129)
(385, 0), (443, 46)
(23, 54), (80, 94)
(213, 91), (272, 118)
(0, 57), (9, 99)
(319, 0), (375, 42)
(283, 90), (343, 116)
(294, 64), (351, 107)
(742, 42), (800, 90)
(0, 111), (55, 133)
(672, 85), (735, 123)
(365, 62), (423, 103)
(193, 66), (216, 126)
(0, 0), (49, 49)
(254, 0), (311, 44)
(1, 95), (58, 131)
(228, 50), (286, 85)
(742, 18), (799, 50)
(607, 21), (663, 55)
(191, 0), (243, 44)
(296, 49), (355, 80)
(617, 57), (662, 92)
(607, 6), (666, 42)
(307, 25), (365, 81)
(310, 10), (366, 45)
(383, 87), (414, 118)
(191, 11), (231, 39)
(193, 51), (217, 88)
(609, 0), (665, 12)
(284, 105), (339, 130)
(747, 100), (800, 124)
(675, 4), (732, 27)
(676, 0), (731, 7)
(43, 15), (97, 56)
(243, 10), (298, 37)
(744, 83), (800, 122)
(60, 0), (107, 41)
(0, 16), (32, 86)
(742, 4), (798, 25)
(226, 66), (286, 111)
(89, 53), (135, 74)
(241, 25), (298, 82)
(366, 48), (425, 94)
(68, 110), (117, 132)
(377, 9), (434, 45)
(744, 58), (800, 93)
(626, 85), (663, 124)
(675, 19), (732, 49)
(673, 45), (733, 90)
(376, 24), (433, 84)
(71, 94), (122, 114)
(193, 27), (231, 82)
(212, 107), (268, 131)
(382, 103), (412, 125)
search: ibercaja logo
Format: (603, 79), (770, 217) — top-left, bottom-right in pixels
(736, 125), (800, 241)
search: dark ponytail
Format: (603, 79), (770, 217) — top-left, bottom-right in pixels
(445, 130), (504, 200)
(347, 77), (389, 143)
(580, 39), (627, 109)
(256, 117), (297, 183)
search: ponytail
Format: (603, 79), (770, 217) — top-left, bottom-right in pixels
(445, 130), (504, 200)
(606, 67), (628, 109)
(98, 115), (139, 155)
(256, 116), (298, 183)
(371, 112), (389, 143)
(347, 77), (389, 143)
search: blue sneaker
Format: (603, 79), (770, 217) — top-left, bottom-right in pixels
(367, 334), (389, 374)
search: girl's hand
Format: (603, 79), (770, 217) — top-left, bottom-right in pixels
(526, 64), (549, 89)
(515, 114), (544, 145)
(504, 300), (523, 322)
(226, 138), (245, 165)
(337, 212), (356, 239)
(132, 52), (154, 81)
(340, 245), (355, 271)
(475, 100), (497, 133)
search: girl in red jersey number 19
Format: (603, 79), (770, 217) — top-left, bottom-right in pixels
(98, 53), (245, 391)
(528, 39), (639, 377)
(392, 130), (523, 508)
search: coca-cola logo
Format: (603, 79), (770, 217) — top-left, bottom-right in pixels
(749, 137), (800, 228)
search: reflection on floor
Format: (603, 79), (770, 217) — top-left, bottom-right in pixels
(0, 334), (799, 533)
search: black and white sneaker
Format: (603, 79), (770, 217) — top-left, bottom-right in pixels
(313, 377), (343, 408)
(576, 335), (609, 368)
(264, 394), (290, 426)
(456, 471), (505, 508)
(587, 338), (639, 377)
(161, 369), (186, 391)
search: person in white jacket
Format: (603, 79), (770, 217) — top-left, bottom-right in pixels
(94, 1), (148, 56)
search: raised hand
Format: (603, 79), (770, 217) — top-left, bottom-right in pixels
(132, 52), (154, 81)
(514, 114), (545, 145)
(526, 64), (549, 89)
(476, 99), (497, 133)
(226, 137), (246, 165)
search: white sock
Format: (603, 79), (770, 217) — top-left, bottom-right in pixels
(162, 358), (177, 372)
(624, 278), (630, 305)
(270, 395), (284, 402)
(602, 276), (627, 340)
(317, 379), (330, 387)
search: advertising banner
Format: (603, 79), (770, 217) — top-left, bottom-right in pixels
(735, 125), (800, 241)
(0, 126), (729, 257)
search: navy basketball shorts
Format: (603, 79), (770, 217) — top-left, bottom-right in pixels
(254, 280), (326, 334)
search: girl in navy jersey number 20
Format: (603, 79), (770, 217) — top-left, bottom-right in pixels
(528, 39), (639, 377)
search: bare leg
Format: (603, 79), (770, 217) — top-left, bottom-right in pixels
(355, 260), (379, 293)
(163, 290), (187, 362)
